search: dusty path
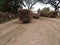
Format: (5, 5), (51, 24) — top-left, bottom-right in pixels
(0, 17), (60, 45)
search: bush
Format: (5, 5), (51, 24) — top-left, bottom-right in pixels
(0, 12), (9, 23)
(38, 7), (50, 17)
(48, 11), (58, 18)
(33, 13), (40, 19)
(40, 12), (48, 17)
(0, 11), (17, 23)
(18, 9), (33, 23)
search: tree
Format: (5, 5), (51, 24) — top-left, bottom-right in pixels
(0, 0), (25, 12)
(0, 0), (7, 11)
(8, 0), (26, 17)
(47, 0), (60, 11)
(38, 0), (60, 11)
(23, 0), (38, 9)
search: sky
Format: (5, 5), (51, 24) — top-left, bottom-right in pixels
(23, 2), (55, 12)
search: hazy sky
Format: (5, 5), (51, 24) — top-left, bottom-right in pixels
(23, 2), (55, 11)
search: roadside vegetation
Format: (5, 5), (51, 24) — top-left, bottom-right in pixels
(0, 0), (60, 24)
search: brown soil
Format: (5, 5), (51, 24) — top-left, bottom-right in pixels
(0, 17), (60, 45)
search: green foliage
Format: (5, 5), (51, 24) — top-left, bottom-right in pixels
(0, 0), (5, 10)
(0, 0), (25, 12)
(42, 7), (50, 12)
(41, 7), (50, 14)
(37, 7), (50, 15)
(40, 7), (50, 17)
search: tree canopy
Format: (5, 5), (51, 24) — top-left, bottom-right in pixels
(38, 0), (60, 11)
(0, 0), (60, 12)
(23, 0), (38, 9)
(0, 0), (25, 12)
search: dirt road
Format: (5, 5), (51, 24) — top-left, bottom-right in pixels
(0, 17), (60, 45)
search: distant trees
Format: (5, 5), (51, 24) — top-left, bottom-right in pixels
(42, 7), (50, 12)
(37, 7), (50, 17)
(37, 7), (58, 18)
(41, 7), (50, 16)
(37, 7), (50, 13)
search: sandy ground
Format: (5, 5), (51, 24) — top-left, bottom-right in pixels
(0, 17), (60, 45)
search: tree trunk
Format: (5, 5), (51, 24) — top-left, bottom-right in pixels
(55, 8), (58, 11)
